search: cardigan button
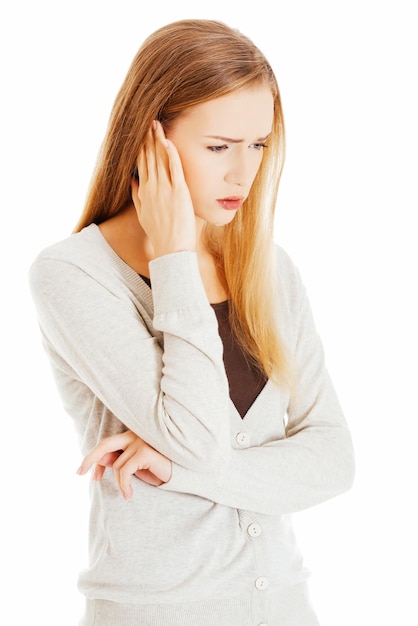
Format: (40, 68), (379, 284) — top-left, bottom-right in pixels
(247, 523), (262, 537)
(236, 431), (250, 446)
(255, 576), (269, 591)
(258, 623), (269, 626)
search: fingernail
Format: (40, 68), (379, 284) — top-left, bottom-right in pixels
(152, 120), (157, 131)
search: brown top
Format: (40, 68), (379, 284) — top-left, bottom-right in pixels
(210, 300), (267, 418)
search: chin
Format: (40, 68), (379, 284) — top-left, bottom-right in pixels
(195, 206), (239, 229)
(207, 212), (238, 227)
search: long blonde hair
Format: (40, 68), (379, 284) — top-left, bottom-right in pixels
(74, 19), (288, 384)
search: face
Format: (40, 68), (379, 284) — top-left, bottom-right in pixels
(166, 86), (274, 227)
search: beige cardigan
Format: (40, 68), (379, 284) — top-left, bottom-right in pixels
(29, 224), (354, 626)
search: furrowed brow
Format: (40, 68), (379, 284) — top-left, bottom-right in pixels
(204, 133), (271, 143)
(205, 135), (243, 143)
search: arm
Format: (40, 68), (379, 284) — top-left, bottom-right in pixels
(29, 123), (231, 471)
(159, 253), (355, 515)
(80, 251), (354, 515)
(30, 250), (231, 471)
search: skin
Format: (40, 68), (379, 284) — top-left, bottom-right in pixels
(77, 85), (275, 499)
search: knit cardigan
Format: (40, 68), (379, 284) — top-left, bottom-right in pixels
(29, 224), (355, 626)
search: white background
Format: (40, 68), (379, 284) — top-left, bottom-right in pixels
(1, 1), (417, 624)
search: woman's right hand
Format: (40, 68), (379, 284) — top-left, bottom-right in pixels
(131, 120), (196, 258)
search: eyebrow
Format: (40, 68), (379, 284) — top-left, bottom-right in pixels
(204, 133), (271, 143)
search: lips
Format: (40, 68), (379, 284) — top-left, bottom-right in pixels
(216, 197), (244, 210)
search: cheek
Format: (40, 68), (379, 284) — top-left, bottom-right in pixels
(254, 152), (265, 174)
(176, 165), (204, 209)
(178, 161), (200, 199)
(177, 151), (215, 195)
(248, 154), (265, 187)
(174, 145), (196, 179)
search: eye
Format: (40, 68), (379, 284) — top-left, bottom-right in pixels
(251, 143), (268, 150)
(208, 145), (228, 152)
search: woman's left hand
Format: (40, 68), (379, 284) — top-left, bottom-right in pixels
(77, 431), (172, 500)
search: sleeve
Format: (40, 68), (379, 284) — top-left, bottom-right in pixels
(160, 256), (355, 515)
(29, 250), (231, 470)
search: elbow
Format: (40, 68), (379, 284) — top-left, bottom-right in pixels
(186, 433), (231, 471)
(164, 423), (231, 472)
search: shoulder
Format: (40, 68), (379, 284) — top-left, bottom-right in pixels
(28, 224), (150, 317)
(30, 224), (106, 270)
(29, 224), (131, 290)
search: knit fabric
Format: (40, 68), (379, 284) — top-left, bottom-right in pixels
(29, 224), (355, 625)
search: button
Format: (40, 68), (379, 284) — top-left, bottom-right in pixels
(258, 623), (269, 626)
(255, 576), (269, 590)
(236, 432), (250, 446)
(247, 523), (262, 537)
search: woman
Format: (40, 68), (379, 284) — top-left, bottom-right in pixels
(29, 19), (355, 626)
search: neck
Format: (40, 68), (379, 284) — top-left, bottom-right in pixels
(99, 204), (228, 302)
(118, 204), (210, 261)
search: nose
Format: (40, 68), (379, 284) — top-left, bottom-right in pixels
(224, 152), (252, 187)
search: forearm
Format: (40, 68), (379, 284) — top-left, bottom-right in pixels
(30, 248), (231, 471)
(161, 416), (354, 515)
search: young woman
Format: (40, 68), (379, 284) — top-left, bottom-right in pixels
(29, 19), (355, 626)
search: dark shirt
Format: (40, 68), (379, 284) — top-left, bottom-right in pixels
(210, 300), (267, 418)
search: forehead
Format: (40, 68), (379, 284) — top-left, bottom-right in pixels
(172, 86), (274, 137)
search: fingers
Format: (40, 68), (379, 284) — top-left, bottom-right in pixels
(76, 431), (159, 501)
(143, 125), (156, 180)
(133, 122), (165, 220)
(135, 469), (164, 487)
(153, 121), (184, 186)
(91, 451), (122, 481)
(76, 431), (135, 475)
(150, 121), (168, 180)
(112, 448), (144, 500)
(131, 177), (141, 216)
(164, 137), (185, 187)
(136, 121), (171, 184)
(92, 464), (106, 482)
(111, 440), (162, 499)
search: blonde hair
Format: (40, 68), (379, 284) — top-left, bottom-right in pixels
(74, 19), (288, 384)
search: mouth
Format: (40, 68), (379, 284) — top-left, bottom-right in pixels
(216, 196), (244, 211)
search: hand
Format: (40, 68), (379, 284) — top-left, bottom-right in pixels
(131, 120), (196, 257)
(77, 431), (172, 500)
